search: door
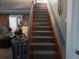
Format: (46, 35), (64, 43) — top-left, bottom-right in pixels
(66, 0), (79, 59)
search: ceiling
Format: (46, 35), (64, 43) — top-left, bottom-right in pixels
(0, 0), (33, 14)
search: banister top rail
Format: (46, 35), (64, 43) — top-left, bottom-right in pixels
(27, 1), (34, 59)
(27, 1), (34, 40)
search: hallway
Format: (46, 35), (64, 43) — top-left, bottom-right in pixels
(0, 0), (67, 59)
(0, 0), (79, 59)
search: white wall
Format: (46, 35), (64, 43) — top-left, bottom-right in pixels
(47, 1), (66, 59)
(0, 0), (33, 14)
(0, 0), (33, 9)
(48, 0), (67, 40)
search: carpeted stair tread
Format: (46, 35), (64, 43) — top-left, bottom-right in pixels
(31, 51), (57, 59)
(35, 22), (49, 24)
(35, 17), (49, 19)
(32, 50), (56, 54)
(34, 22), (49, 24)
(35, 20), (49, 23)
(32, 31), (54, 36)
(31, 45), (56, 50)
(31, 36), (54, 38)
(32, 40), (56, 43)
(35, 11), (47, 13)
(35, 18), (48, 20)
(35, 12), (48, 15)
(35, 16), (48, 18)
(31, 43), (55, 46)
(35, 25), (50, 28)
(35, 10), (48, 13)
(31, 37), (56, 43)
(34, 27), (51, 31)
(33, 31), (51, 34)
(31, 42), (56, 50)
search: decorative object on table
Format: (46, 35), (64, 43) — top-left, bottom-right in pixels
(16, 16), (23, 28)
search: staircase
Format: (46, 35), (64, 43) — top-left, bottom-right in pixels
(30, 3), (62, 59)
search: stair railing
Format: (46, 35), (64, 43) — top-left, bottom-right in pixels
(27, 1), (34, 59)
(28, 1), (34, 38)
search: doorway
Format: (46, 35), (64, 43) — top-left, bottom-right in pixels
(36, 0), (47, 3)
(9, 15), (23, 33)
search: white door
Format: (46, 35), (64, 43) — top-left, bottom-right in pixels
(36, 0), (47, 3)
(66, 0), (79, 59)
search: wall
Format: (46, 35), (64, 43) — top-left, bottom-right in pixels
(0, 0), (33, 9)
(0, 15), (9, 26)
(48, 0), (67, 41)
(0, 0), (33, 14)
(47, 1), (67, 59)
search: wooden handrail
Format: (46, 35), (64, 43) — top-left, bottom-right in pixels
(27, 1), (34, 59)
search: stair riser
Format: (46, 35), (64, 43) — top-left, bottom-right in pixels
(34, 24), (49, 26)
(35, 18), (48, 20)
(35, 5), (47, 8)
(34, 21), (49, 23)
(31, 38), (56, 43)
(35, 7), (47, 10)
(32, 54), (56, 59)
(35, 15), (48, 17)
(35, 4), (47, 6)
(36, 16), (48, 19)
(34, 23), (49, 26)
(35, 10), (47, 13)
(35, 17), (49, 19)
(35, 13), (48, 15)
(31, 40), (55, 43)
(33, 28), (51, 31)
(34, 20), (49, 22)
(35, 5), (46, 6)
(35, 12), (48, 14)
(34, 26), (50, 28)
(31, 45), (56, 50)
(35, 16), (48, 18)
(32, 32), (53, 36)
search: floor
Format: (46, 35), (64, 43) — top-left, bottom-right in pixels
(0, 48), (12, 59)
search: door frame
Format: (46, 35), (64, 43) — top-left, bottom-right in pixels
(66, 0), (79, 59)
